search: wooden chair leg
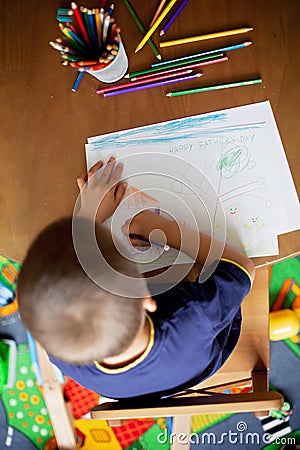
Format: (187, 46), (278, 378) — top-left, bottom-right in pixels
(252, 370), (269, 417)
(171, 415), (192, 450)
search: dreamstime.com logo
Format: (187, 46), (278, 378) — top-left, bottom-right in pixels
(72, 152), (226, 296)
(157, 421), (296, 447)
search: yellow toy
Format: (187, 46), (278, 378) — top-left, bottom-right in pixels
(269, 307), (300, 341)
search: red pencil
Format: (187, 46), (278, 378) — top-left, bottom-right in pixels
(96, 68), (196, 94)
(71, 2), (91, 46)
(104, 73), (203, 97)
(70, 60), (99, 68)
(82, 62), (107, 71)
(130, 55), (228, 81)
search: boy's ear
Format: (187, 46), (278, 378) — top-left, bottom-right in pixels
(142, 295), (157, 312)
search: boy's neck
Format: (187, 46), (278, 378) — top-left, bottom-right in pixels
(100, 316), (151, 369)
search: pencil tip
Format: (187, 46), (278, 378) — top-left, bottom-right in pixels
(134, 46), (140, 53)
(156, 54), (162, 60)
(166, 93), (172, 97)
(159, 30), (164, 37)
(125, 74), (129, 78)
(247, 27), (254, 31)
(245, 41), (252, 46)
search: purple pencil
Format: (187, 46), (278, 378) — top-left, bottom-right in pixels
(160, 0), (189, 36)
(103, 72), (203, 97)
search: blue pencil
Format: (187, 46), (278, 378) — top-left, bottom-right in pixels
(160, 0), (190, 36)
(68, 28), (88, 49)
(151, 41), (252, 67)
(72, 70), (85, 92)
(88, 10), (98, 47)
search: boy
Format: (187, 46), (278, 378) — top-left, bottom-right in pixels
(18, 157), (255, 400)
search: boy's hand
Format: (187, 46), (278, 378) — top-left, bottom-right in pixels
(122, 210), (172, 246)
(77, 157), (127, 223)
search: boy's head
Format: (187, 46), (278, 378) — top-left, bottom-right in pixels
(18, 217), (151, 365)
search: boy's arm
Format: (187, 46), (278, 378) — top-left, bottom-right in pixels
(125, 210), (255, 282)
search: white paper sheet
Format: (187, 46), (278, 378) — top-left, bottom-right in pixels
(85, 101), (300, 259)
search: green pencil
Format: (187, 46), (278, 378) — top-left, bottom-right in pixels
(122, 0), (161, 60)
(166, 78), (263, 97)
(126, 52), (224, 78)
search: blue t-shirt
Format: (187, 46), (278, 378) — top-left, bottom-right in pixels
(49, 259), (251, 399)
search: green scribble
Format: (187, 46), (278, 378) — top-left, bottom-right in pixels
(217, 148), (242, 171)
(217, 144), (252, 178)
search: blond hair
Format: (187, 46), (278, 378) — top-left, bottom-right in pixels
(18, 217), (147, 364)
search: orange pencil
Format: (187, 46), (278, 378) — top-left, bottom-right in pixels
(95, 8), (103, 48)
(149, 0), (167, 28)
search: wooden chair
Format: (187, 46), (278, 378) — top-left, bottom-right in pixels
(91, 267), (283, 449)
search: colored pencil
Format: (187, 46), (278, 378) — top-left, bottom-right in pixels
(70, 60), (99, 68)
(166, 78), (263, 97)
(103, 14), (112, 43)
(104, 19), (117, 47)
(106, 3), (115, 16)
(66, 22), (78, 34)
(148, 0), (167, 28)
(84, 63), (106, 71)
(152, 41), (252, 67)
(130, 56), (227, 81)
(49, 41), (71, 52)
(59, 23), (87, 50)
(80, 7), (92, 40)
(88, 10), (98, 47)
(160, 0), (189, 36)
(72, 70), (86, 92)
(103, 73), (203, 97)
(125, 52), (224, 78)
(160, 27), (253, 47)
(61, 53), (92, 62)
(96, 69), (195, 94)
(71, 2), (91, 46)
(122, 0), (161, 60)
(135, 0), (180, 53)
(51, 3), (124, 90)
(95, 8), (103, 48)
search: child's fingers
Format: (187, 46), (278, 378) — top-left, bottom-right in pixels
(109, 162), (124, 186)
(88, 161), (103, 179)
(100, 156), (116, 183)
(129, 237), (149, 247)
(121, 221), (148, 247)
(114, 182), (127, 205)
(77, 173), (87, 190)
(121, 219), (131, 236)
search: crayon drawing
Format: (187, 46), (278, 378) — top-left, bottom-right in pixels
(86, 101), (300, 258)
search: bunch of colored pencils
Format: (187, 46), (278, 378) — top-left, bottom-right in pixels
(49, 1), (120, 90)
(96, 41), (256, 97)
(114, 1), (260, 98)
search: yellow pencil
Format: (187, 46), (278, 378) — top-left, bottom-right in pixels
(160, 27), (253, 48)
(135, 0), (179, 53)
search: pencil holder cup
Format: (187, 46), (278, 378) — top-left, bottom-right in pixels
(87, 36), (128, 83)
